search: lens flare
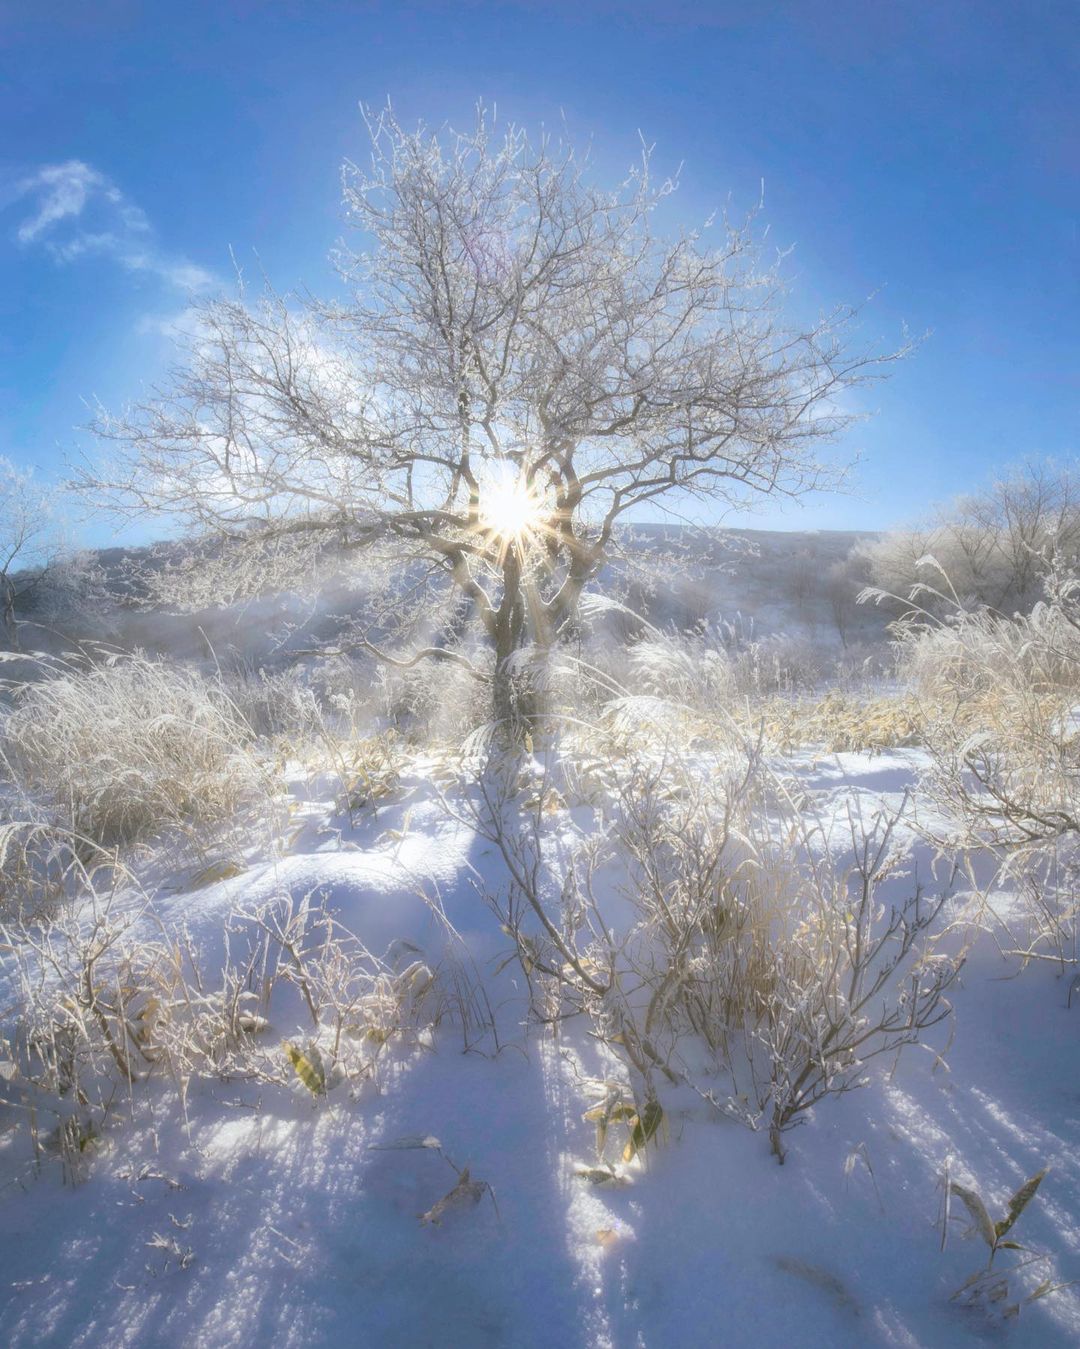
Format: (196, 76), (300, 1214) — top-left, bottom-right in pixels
(478, 465), (545, 543)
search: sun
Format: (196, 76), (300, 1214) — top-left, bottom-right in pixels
(477, 464), (546, 544)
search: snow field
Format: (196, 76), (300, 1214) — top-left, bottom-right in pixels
(0, 748), (1078, 1348)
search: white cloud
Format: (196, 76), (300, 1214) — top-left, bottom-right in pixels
(14, 161), (110, 242)
(157, 259), (217, 291)
(7, 159), (217, 294)
(135, 305), (206, 340)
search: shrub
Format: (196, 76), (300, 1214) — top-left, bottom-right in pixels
(890, 560), (1080, 965)
(375, 652), (493, 745)
(220, 663), (322, 740)
(0, 880), (448, 1182)
(471, 697), (956, 1164)
(626, 633), (736, 708)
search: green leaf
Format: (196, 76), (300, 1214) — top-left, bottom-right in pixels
(995, 1168), (1048, 1239)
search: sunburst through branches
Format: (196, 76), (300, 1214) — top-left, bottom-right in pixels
(476, 462), (549, 564)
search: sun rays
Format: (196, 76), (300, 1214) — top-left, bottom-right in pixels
(475, 462), (551, 565)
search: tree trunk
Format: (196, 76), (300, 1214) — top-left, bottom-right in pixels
(0, 577), (18, 651)
(491, 545), (561, 734)
(492, 547), (529, 729)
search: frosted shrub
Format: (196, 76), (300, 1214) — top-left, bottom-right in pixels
(378, 652), (492, 745)
(862, 459), (1080, 617)
(473, 699), (956, 1163)
(0, 880), (448, 1181)
(221, 663), (322, 740)
(0, 651), (266, 847)
(627, 624), (827, 705)
(890, 563), (1080, 965)
(747, 807), (956, 1159)
(601, 748), (956, 1161)
(758, 688), (921, 752)
(727, 631), (829, 697)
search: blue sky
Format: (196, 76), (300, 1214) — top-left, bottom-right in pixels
(1, 0), (1077, 541)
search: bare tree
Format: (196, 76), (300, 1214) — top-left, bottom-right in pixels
(0, 458), (68, 648)
(861, 459), (1080, 617)
(86, 105), (903, 720)
(965, 458), (1080, 607)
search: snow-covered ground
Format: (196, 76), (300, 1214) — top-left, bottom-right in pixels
(2, 747), (1079, 1348)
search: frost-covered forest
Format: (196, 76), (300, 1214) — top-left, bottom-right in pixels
(2, 100), (1080, 1349)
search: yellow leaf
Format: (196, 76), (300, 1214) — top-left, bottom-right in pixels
(190, 859), (244, 889)
(623, 1098), (664, 1162)
(285, 1042), (326, 1095)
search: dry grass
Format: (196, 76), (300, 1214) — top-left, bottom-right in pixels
(756, 690), (923, 753)
(887, 564), (1080, 965)
(0, 651), (268, 849)
(0, 874), (452, 1184)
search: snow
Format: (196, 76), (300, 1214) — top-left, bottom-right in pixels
(2, 750), (1080, 1347)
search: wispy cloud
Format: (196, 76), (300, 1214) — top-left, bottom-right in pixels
(135, 305), (206, 340)
(6, 159), (217, 292)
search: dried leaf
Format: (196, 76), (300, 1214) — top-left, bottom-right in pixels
(774, 1256), (861, 1318)
(584, 1099), (637, 1159)
(574, 1164), (628, 1187)
(419, 1168), (487, 1226)
(370, 1135), (443, 1152)
(190, 859), (244, 889)
(950, 1182), (997, 1249)
(996, 1169), (1048, 1239)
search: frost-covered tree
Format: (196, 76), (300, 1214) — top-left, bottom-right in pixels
(0, 458), (71, 648)
(87, 105), (901, 718)
(861, 459), (1080, 616)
